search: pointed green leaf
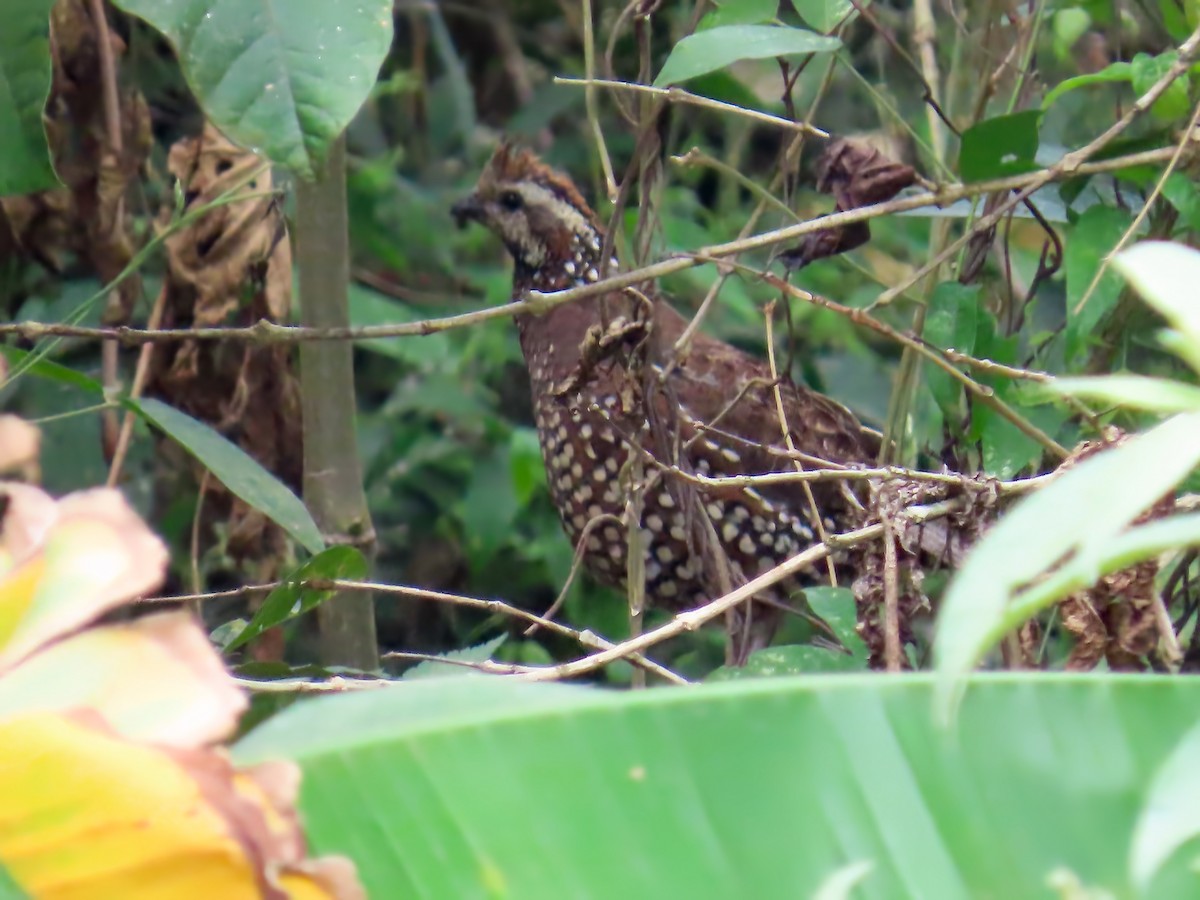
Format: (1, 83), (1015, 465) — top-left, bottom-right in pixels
(654, 25), (840, 86)
(936, 412), (1200, 712)
(224, 546), (367, 652)
(132, 398), (324, 554)
(1113, 241), (1200, 372)
(0, 0), (58, 196)
(1052, 375), (1200, 414)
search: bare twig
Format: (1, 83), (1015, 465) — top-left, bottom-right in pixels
(6, 144), (1193, 348)
(150, 577), (690, 685)
(106, 282), (168, 486)
(556, 76), (829, 137)
(881, 512), (902, 671)
(514, 498), (965, 682)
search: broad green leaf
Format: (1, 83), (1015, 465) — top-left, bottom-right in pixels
(1042, 61), (1132, 110)
(1113, 241), (1200, 372)
(1000, 513), (1200, 638)
(1052, 374), (1200, 414)
(0, 0), (58, 195)
(1065, 205), (1134, 366)
(224, 546), (367, 652)
(791, 0), (858, 32)
(1130, 51), (1190, 122)
(1131, 716), (1200, 890)
(698, 0), (778, 29)
(400, 634), (507, 680)
(654, 25), (840, 86)
(923, 282), (980, 416)
(235, 675), (1200, 898)
(958, 110), (1041, 183)
(1161, 171), (1200, 231)
(132, 398), (324, 554)
(111, 0), (393, 178)
(708, 643), (864, 679)
(805, 585), (868, 659)
(936, 412), (1200, 710)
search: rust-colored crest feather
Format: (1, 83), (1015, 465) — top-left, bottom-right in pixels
(479, 142), (598, 225)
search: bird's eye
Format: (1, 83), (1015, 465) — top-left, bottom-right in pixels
(499, 190), (523, 211)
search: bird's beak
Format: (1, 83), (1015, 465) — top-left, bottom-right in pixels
(451, 194), (484, 228)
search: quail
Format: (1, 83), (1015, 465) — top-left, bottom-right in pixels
(452, 144), (879, 664)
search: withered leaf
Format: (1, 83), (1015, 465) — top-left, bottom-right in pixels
(0, 485), (168, 671)
(782, 136), (917, 270)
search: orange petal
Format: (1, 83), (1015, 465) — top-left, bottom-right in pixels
(0, 712), (362, 900)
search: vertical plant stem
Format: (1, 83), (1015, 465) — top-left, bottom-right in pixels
(879, 0), (954, 464)
(295, 134), (380, 671)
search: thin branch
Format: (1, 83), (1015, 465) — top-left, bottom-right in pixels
(5, 142), (1195, 348)
(1072, 97), (1200, 317)
(556, 76), (829, 137)
(513, 498), (965, 682)
(881, 512), (902, 671)
(150, 577), (689, 685)
(106, 282), (167, 486)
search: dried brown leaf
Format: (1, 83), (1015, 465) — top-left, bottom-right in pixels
(0, 485), (168, 670)
(782, 137), (917, 269)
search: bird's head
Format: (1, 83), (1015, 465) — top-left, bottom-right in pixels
(452, 143), (605, 284)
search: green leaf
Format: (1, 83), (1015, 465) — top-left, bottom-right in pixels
(1000, 513), (1200, 639)
(131, 398), (324, 554)
(509, 427), (546, 507)
(224, 546), (367, 652)
(791, 0), (857, 32)
(958, 110), (1041, 183)
(654, 25), (840, 86)
(1065, 205), (1134, 366)
(347, 282), (450, 366)
(1113, 241), (1200, 373)
(400, 634), (508, 680)
(936, 412), (1200, 711)
(805, 585), (868, 658)
(0, 0), (59, 196)
(1161, 171), (1200, 232)
(234, 675), (1200, 898)
(698, 0), (779, 29)
(1052, 374), (1200, 414)
(1130, 51), (1190, 122)
(110, 0), (394, 178)
(923, 282), (980, 416)
(1131, 716), (1200, 890)
(458, 444), (519, 568)
(709, 643), (864, 679)
(1042, 61), (1132, 110)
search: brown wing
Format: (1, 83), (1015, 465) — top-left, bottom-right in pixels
(646, 299), (877, 475)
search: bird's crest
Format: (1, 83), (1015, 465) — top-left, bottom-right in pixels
(478, 141), (597, 224)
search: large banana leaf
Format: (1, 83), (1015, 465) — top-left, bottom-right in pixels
(234, 674), (1200, 899)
